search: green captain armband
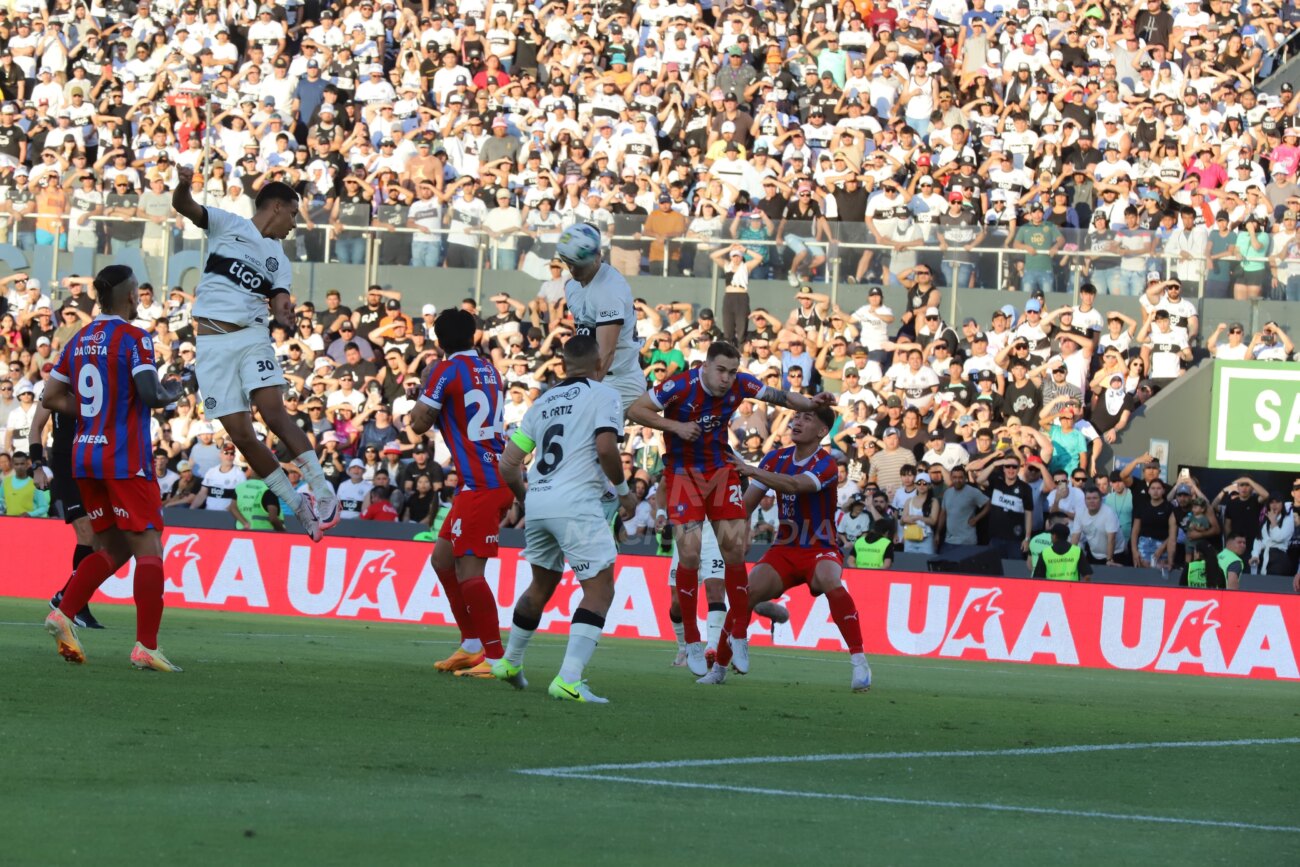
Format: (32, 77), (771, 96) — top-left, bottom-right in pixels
(510, 431), (537, 453)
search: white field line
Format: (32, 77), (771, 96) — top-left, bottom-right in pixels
(519, 738), (1300, 834)
(522, 737), (1300, 775)
(523, 772), (1300, 834)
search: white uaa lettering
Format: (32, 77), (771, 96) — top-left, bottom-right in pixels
(885, 583), (949, 655)
(1098, 596), (1165, 670)
(285, 547), (346, 615)
(1225, 606), (1299, 680)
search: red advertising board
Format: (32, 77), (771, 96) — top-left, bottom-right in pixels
(3, 519), (1297, 681)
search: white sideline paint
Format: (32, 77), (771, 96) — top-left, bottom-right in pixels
(519, 738), (1300, 833)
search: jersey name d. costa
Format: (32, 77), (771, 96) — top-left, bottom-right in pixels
(192, 206), (293, 328)
(50, 316), (157, 480)
(511, 377), (623, 520)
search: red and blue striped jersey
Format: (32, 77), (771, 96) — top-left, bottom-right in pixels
(649, 368), (767, 473)
(418, 351), (505, 491)
(50, 315), (157, 481)
(757, 446), (839, 549)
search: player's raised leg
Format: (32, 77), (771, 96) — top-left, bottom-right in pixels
(216, 406), (321, 541)
(430, 538), (484, 672)
(252, 385), (340, 528)
(809, 559), (871, 692)
(697, 561), (784, 685)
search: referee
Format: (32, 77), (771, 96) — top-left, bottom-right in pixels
(30, 401), (103, 629)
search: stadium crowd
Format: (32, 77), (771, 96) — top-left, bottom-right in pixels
(0, 0), (1299, 587)
(0, 0), (1290, 295)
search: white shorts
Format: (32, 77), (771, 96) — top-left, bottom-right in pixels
(669, 522), (725, 585)
(196, 327), (285, 418)
(609, 371), (647, 417)
(524, 513), (617, 581)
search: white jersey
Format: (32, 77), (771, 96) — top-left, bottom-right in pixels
(515, 377), (623, 520)
(335, 478), (373, 519)
(192, 206), (293, 329)
(565, 264), (641, 388)
(200, 466), (244, 511)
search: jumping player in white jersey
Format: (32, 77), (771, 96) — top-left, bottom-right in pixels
(555, 223), (644, 524)
(493, 335), (639, 703)
(172, 166), (338, 541)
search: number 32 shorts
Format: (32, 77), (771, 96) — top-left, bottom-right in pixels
(196, 327), (286, 418)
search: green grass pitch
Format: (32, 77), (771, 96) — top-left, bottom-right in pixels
(3, 598), (1298, 866)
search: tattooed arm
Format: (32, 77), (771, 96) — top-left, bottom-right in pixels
(761, 387), (835, 412)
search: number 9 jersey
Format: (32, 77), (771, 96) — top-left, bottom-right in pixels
(418, 350), (506, 491)
(50, 315), (157, 481)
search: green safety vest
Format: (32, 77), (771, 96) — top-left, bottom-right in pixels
(1217, 549), (1244, 585)
(235, 480), (273, 531)
(1027, 532), (1053, 572)
(1040, 545), (1083, 581)
(854, 536), (891, 569)
(1185, 559), (1207, 589)
(413, 530), (436, 542)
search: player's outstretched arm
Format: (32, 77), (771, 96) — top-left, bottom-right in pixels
(133, 370), (183, 409)
(171, 165), (208, 229)
(761, 386), (836, 412)
(729, 453), (819, 496)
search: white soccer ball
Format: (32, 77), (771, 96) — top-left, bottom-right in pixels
(556, 223), (602, 265)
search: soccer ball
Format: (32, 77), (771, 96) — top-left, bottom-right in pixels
(556, 223), (601, 266)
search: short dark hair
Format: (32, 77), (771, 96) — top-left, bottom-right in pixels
(562, 333), (600, 364)
(93, 264), (136, 310)
(255, 180), (299, 210)
(434, 308), (477, 353)
(706, 340), (741, 362)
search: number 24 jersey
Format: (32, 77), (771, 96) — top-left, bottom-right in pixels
(512, 377), (623, 520)
(418, 350), (506, 491)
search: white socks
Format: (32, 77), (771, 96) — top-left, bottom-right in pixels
(672, 620), (685, 650)
(293, 450), (331, 498)
(461, 639), (483, 654)
(558, 623), (602, 683)
(706, 608), (726, 652)
(504, 629), (533, 666)
(263, 468), (301, 510)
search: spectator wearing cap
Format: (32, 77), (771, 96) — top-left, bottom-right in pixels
(331, 170), (376, 264)
(897, 470), (940, 554)
(1011, 203), (1065, 296)
(869, 425), (914, 496)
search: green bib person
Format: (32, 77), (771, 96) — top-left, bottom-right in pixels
(854, 521), (896, 569)
(1185, 557), (1208, 589)
(1215, 534), (1248, 590)
(233, 478), (274, 531)
(1032, 524), (1092, 582)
